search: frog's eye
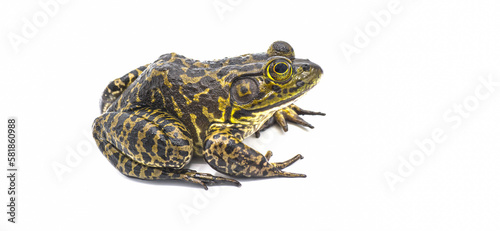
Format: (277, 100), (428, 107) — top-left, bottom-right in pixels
(266, 60), (292, 82)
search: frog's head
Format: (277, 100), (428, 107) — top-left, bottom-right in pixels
(229, 41), (322, 122)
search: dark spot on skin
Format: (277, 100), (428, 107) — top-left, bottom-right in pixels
(170, 138), (190, 147)
(224, 145), (234, 153)
(302, 64), (310, 71)
(132, 162), (142, 174)
(217, 158), (226, 167)
(240, 86), (248, 94)
(144, 167), (155, 177)
(224, 106), (232, 122)
(224, 139), (236, 154)
(129, 69), (139, 78)
(233, 165), (244, 175)
(163, 125), (175, 133)
(172, 58), (186, 67)
(216, 66), (235, 79)
(272, 85), (281, 93)
(183, 58), (196, 66)
(282, 88), (288, 94)
(296, 81), (305, 87)
(232, 109), (252, 119)
(204, 139), (214, 150)
(213, 134), (220, 140)
(138, 66), (148, 72)
(178, 150), (189, 157)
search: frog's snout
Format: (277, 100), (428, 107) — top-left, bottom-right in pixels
(304, 61), (322, 75)
(311, 62), (323, 74)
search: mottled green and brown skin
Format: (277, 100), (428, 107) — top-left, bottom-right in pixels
(93, 41), (324, 189)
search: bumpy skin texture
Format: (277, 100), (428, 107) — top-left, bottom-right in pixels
(92, 41), (324, 189)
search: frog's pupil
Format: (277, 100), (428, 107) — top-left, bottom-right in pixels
(274, 63), (288, 73)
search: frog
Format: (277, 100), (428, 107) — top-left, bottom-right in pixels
(92, 41), (324, 189)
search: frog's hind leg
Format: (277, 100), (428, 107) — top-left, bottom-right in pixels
(99, 64), (150, 113)
(93, 108), (240, 189)
(97, 142), (240, 189)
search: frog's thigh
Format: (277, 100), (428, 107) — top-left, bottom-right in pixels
(96, 141), (166, 179)
(93, 118), (241, 188)
(93, 109), (193, 169)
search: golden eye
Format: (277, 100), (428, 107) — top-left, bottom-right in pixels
(267, 60), (292, 82)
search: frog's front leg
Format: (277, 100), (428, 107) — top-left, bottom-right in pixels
(204, 124), (306, 178)
(254, 104), (325, 137)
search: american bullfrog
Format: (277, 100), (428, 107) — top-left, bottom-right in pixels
(92, 41), (324, 189)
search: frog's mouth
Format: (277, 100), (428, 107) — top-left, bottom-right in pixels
(254, 77), (319, 113)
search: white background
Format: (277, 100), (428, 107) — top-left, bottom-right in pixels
(1, 0), (500, 230)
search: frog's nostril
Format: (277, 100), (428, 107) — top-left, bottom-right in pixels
(302, 64), (310, 71)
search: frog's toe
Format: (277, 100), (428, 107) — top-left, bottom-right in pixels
(283, 112), (315, 129)
(265, 151), (273, 160)
(271, 169), (307, 178)
(186, 171), (241, 190)
(291, 104), (326, 116)
(275, 105), (320, 131)
(270, 154), (304, 170)
(274, 110), (290, 132)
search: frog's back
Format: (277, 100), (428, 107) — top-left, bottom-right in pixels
(146, 53), (232, 129)
(105, 52), (269, 118)
(101, 53), (241, 153)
